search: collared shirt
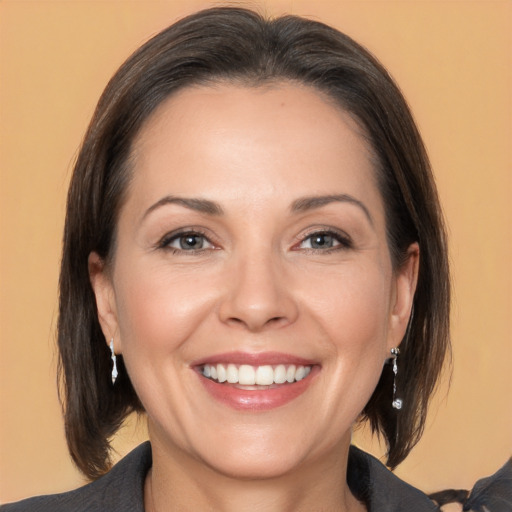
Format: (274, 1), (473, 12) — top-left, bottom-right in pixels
(0, 442), (441, 511)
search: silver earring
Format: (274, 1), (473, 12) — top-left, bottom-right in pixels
(391, 347), (402, 410)
(110, 338), (118, 385)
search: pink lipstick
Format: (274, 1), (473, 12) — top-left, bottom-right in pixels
(192, 351), (319, 411)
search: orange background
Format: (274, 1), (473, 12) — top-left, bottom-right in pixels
(1, 0), (510, 504)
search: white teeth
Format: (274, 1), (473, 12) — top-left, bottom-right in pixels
(202, 363), (313, 385)
(217, 364), (227, 383)
(255, 365), (274, 385)
(274, 364), (287, 384)
(295, 366), (306, 381)
(286, 365), (296, 383)
(238, 365), (256, 385)
(226, 363), (238, 383)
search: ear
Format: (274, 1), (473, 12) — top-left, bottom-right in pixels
(387, 242), (420, 351)
(88, 252), (121, 353)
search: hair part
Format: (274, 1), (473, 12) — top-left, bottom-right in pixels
(58, 6), (450, 479)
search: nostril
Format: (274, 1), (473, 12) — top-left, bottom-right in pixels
(265, 316), (288, 328)
(225, 315), (288, 331)
(227, 317), (244, 326)
(218, 275), (299, 331)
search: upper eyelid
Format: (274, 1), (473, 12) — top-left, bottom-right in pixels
(154, 226), (352, 249)
(157, 228), (215, 248)
(295, 226), (352, 243)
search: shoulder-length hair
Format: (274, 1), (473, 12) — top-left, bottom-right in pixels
(58, 6), (450, 479)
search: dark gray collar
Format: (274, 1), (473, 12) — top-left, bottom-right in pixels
(1, 442), (439, 511)
(347, 445), (439, 511)
(89, 442), (439, 511)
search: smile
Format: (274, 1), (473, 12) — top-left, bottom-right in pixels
(202, 363), (312, 386)
(194, 353), (318, 411)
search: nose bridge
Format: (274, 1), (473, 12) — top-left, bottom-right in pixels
(219, 244), (297, 331)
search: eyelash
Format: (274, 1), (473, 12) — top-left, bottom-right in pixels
(157, 227), (352, 255)
(295, 229), (353, 253)
(157, 229), (215, 254)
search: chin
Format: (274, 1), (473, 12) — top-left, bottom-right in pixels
(201, 447), (309, 481)
(185, 421), (340, 482)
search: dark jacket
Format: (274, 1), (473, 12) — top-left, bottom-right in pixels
(1, 442), (440, 511)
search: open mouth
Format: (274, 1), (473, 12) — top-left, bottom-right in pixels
(201, 363), (312, 387)
(193, 353), (318, 410)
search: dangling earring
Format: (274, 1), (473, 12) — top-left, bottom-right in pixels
(390, 347), (402, 410)
(390, 306), (413, 410)
(110, 338), (118, 385)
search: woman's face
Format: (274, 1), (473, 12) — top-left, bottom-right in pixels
(91, 83), (418, 479)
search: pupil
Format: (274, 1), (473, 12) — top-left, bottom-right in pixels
(181, 235), (203, 249)
(312, 234), (332, 248)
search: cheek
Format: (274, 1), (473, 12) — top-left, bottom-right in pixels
(304, 263), (393, 406)
(113, 262), (218, 357)
(278, 263), (395, 446)
(303, 262), (393, 351)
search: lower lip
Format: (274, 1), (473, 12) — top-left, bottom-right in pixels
(197, 368), (318, 411)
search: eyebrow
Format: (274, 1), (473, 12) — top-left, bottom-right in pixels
(142, 193), (372, 224)
(142, 195), (224, 220)
(291, 194), (374, 225)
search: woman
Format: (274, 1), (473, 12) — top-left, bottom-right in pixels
(2, 7), (451, 511)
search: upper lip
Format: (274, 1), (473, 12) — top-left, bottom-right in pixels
(191, 351), (317, 368)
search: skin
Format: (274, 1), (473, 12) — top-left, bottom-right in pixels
(89, 83), (419, 512)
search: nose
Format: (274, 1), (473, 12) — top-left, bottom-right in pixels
(218, 252), (299, 332)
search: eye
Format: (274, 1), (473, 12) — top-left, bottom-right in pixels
(297, 230), (351, 251)
(159, 231), (214, 252)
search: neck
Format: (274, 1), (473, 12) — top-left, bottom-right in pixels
(145, 428), (365, 512)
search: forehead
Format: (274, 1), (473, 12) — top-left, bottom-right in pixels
(127, 82), (383, 218)
(134, 81), (371, 158)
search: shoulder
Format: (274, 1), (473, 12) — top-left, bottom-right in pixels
(348, 445), (440, 512)
(0, 442), (152, 512)
(464, 457), (512, 511)
(430, 457), (512, 511)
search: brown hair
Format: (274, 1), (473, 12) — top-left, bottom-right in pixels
(58, 7), (450, 479)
